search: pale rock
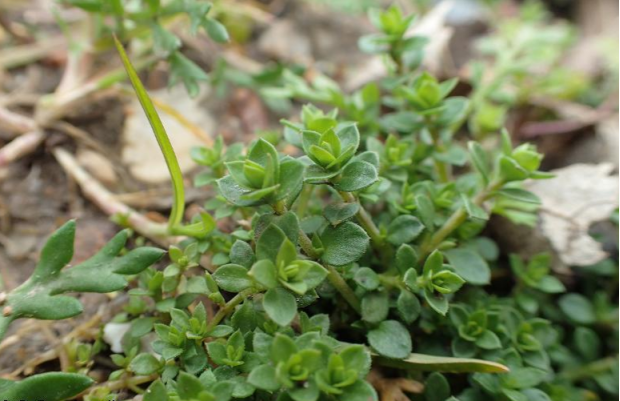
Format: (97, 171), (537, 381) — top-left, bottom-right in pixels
(527, 163), (619, 266)
(122, 84), (213, 183)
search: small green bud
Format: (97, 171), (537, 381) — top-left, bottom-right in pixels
(512, 144), (542, 172)
(431, 271), (465, 294)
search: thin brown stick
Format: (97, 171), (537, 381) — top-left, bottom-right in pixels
(0, 130), (45, 167)
(0, 37), (66, 70)
(53, 147), (176, 247)
(0, 106), (37, 136)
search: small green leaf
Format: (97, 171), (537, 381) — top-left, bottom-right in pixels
(415, 195), (435, 231)
(333, 160), (378, 192)
(324, 202), (360, 226)
(213, 264), (252, 293)
(32, 220), (75, 282)
(143, 379), (168, 401)
(204, 18), (229, 43)
(475, 330), (502, 350)
(339, 380), (378, 401)
(169, 52), (209, 97)
(129, 353), (161, 375)
(468, 141), (490, 184)
(271, 333), (296, 363)
(320, 222), (369, 266)
(340, 345), (372, 378)
(396, 290), (421, 324)
(248, 365), (279, 391)
(444, 248), (490, 285)
(144, 380), (168, 401)
(499, 155), (530, 182)
(367, 320), (412, 359)
(396, 244), (417, 275)
(354, 267), (380, 291)
(230, 240), (254, 268)
(424, 287), (448, 315)
(177, 371), (205, 399)
(498, 188), (541, 204)
(425, 373), (451, 401)
(461, 195), (488, 221)
(249, 260), (278, 289)
(152, 24), (181, 56)
(263, 288), (297, 326)
(361, 291), (389, 324)
(558, 293), (596, 325)
(387, 215), (425, 245)
(256, 224), (287, 262)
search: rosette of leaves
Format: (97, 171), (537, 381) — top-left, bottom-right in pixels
(510, 253), (566, 314)
(217, 138), (304, 208)
(450, 306), (502, 357)
(249, 237), (328, 296)
(359, 5), (428, 72)
(191, 135), (244, 187)
(247, 333), (376, 401)
(398, 73), (459, 117)
(496, 135), (551, 183)
(403, 250), (465, 316)
(151, 304), (232, 374)
(301, 122), (379, 193)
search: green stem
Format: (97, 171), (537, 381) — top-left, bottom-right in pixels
(273, 199), (287, 215)
(0, 315), (14, 342)
(325, 265), (361, 314)
(447, 39), (523, 137)
(419, 180), (503, 261)
(425, 117), (451, 183)
(295, 184), (313, 218)
(270, 202), (361, 316)
(297, 228), (361, 314)
(298, 229), (319, 260)
(560, 356), (618, 381)
(378, 274), (404, 290)
(85, 374), (158, 395)
(206, 288), (255, 332)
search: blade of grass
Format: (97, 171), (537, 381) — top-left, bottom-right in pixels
(374, 353), (509, 374)
(113, 36), (185, 229)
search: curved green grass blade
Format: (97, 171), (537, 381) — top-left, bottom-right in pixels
(374, 352), (509, 374)
(113, 36), (185, 229)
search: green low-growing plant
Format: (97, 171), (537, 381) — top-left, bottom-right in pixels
(0, 221), (164, 399)
(58, 0), (229, 96)
(1, 3), (617, 401)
